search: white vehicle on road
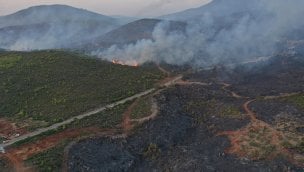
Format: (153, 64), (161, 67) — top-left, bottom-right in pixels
(0, 146), (5, 153)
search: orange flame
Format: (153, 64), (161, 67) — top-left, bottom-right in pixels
(112, 59), (139, 67)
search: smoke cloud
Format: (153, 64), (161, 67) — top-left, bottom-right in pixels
(94, 0), (304, 67)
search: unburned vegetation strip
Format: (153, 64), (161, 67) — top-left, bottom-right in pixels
(0, 50), (164, 129)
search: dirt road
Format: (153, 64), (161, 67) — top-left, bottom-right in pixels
(0, 75), (182, 152)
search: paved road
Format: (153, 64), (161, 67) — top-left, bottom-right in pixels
(0, 75), (182, 152)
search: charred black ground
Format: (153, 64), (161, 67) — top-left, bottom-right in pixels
(67, 54), (304, 171)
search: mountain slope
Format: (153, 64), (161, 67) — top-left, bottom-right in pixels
(0, 5), (116, 28)
(161, 0), (265, 21)
(0, 5), (127, 50)
(82, 19), (186, 50)
(0, 50), (164, 127)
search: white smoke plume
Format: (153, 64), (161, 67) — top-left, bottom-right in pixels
(93, 0), (304, 67)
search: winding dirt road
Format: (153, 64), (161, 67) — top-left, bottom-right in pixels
(130, 98), (159, 124)
(221, 83), (244, 99)
(243, 100), (257, 121)
(0, 75), (182, 153)
(0, 63), (184, 172)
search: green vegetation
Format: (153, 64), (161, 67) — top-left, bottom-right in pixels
(294, 141), (304, 153)
(239, 126), (278, 160)
(219, 106), (241, 118)
(184, 99), (242, 123)
(0, 50), (164, 128)
(143, 143), (161, 160)
(0, 54), (21, 69)
(68, 102), (130, 129)
(0, 136), (5, 143)
(281, 137), (304, 154)
(283, 94), (304, 109)
(130, 96), (152, 119)
(12, 128), (64, 148)
(25, 141), (68, 172)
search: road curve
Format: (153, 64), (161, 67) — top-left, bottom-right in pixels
(243, 100), (257, 121)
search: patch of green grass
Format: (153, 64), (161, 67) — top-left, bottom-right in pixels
(249, 141), (260, 147)
(281, 140), (293, 149)
(219, 106), (242, 118)
(184, 99), (242, 119)
(286, 139), (304, 154)
(0, 54), (21, 69)
(143, 143), (161, 160)
(11, 101), (131, 148)
(259, 145), (276, 159)
(130, 96), (152, 119)
(0, 50), (164, 128)
(25, 141), (68, 172)
(283, 94), (304, 109)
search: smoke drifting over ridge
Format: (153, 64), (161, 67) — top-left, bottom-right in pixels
(0, 5), (127, 51)
(94, 0), (304, 67)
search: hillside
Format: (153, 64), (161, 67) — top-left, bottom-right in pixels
(67, 54), (304, 171)
(2, 51), (304, 172)
(0, 5), (127, 50)
(0, 51), (164, 130)
(1, 1), (304, 171)
(82, 18), (186, 50)
(161, 0), (266, 21)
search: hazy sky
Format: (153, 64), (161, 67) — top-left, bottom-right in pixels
(0, 0), (212, 17)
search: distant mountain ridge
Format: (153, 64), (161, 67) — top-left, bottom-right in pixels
(0, 5), (117, 28)
(81, 19), (186, 51)
(161, 0), (265, 21)
(1, 0), (303, 59)
(0, 5), (129, 50)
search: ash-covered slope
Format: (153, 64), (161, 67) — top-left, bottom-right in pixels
(229, 54), (304, 97)
(0, 5), (127, 50)
(67, 53), (304, 171)
(190, 53), (304, 97)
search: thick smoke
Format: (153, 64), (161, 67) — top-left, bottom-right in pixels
(95, 0), (304, 67)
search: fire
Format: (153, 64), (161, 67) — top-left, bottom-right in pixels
(112, 59), (139, 67)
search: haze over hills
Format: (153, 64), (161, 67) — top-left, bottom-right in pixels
(161, 0), (264, 21)
(0, 0), (304, 67)
(82, 19), (186, 51)
(0, 5), (128, 50)
(92, 0), (304, 66)
(2, 1), (304, 171)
